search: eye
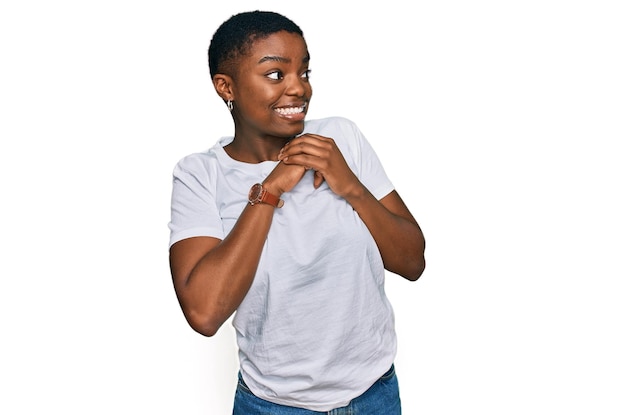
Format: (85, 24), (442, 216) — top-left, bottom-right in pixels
(301, 69), (312, 80)
(266, 71), (283, 80)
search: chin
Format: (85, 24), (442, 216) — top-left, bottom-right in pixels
(276, 121), (305, 138)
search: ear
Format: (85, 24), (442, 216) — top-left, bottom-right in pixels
(212, 74), (234, 102)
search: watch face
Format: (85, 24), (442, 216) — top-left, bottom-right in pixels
(249, 183), (263, 203)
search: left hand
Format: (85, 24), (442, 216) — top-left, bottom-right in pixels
(277, 133), (360, 198)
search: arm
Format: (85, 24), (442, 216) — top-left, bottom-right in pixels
(169, 202), (275, 337)
(278, 134), (426, 280)
(169, 162), (307, 336)
(346, 188), (425, 280)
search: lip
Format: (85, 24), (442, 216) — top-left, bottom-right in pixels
(273, 103), (307, 120)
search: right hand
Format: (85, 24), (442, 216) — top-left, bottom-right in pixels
(262, 159), (308, 196)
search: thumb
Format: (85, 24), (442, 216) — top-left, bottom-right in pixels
(313, 171), (325, 188)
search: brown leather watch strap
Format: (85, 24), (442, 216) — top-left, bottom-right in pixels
(249, 183), (284, 208)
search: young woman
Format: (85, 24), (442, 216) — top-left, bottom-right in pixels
(168, 10), (426, 414)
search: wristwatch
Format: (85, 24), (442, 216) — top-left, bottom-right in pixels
(248, 183), (284, 208)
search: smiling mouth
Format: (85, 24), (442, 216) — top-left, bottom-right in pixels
(274, 105), (306, 116)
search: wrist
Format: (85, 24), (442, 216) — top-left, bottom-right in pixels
(260, 179), (283, 197)
(249, 183), (284, 208)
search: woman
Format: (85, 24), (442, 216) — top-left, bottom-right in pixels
(168, 10), (426, 414)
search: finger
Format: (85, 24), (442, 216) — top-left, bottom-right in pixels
(313, 171), (325, 188)
(280, 153), (321, 171)
(279, 141), (329, 161)
(281, 134), (331, 151)
(299, 133), (332, 142)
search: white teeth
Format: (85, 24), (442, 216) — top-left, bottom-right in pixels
(275, 106), (304, 115)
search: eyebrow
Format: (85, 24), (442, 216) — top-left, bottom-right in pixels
(258, 54), (311, 65)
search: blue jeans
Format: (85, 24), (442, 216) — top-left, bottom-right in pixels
(232, 365), (401, 414)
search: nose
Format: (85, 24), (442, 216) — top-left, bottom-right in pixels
(285, 74), (308, 97)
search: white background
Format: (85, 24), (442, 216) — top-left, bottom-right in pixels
(1, 1), (625, 414)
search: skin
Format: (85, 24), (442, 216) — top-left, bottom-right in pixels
(169, 31), (426, 337)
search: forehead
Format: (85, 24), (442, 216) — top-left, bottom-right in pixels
(245, 31), (309, 62)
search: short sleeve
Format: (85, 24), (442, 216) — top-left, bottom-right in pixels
(338, 118), (395, 200)
(168, 154), (225, 248)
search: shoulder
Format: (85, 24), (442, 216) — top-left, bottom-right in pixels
(304, 117), (364, 147)
(304, 116), (359, 133)
(173, 138), (228, 176)
(174, 151), (213, 176)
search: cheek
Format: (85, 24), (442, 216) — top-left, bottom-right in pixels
(243, 84), (280, 106)
(300, 77), (312, 96)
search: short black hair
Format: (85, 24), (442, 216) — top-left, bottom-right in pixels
(208, 10), (304, 78)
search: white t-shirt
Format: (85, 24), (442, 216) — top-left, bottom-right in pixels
(169, 117), (397, 411)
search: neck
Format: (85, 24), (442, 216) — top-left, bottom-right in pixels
(224, 134), (290, 163)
